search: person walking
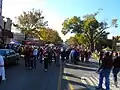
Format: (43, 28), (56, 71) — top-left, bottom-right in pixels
(24, 46), (30, 68)
(65, 48), (71, 63)
(81, 50), (85, 63)
(55, 47), (61, 66)
(112, 52), (120, 87)
(96, 52), (113, 90)
(43, 47), (49, 72)
(99, 51), (104, 65)
(61, 48), (66, 63)
(33, 47), (38, 69)
(0, 55), (5, 85)
(69, 48), (75, 63)
(39, 47), (43, 63)
(73, 48), (79, 64)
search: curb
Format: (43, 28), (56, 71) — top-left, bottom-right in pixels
(57, 63), (62, 90)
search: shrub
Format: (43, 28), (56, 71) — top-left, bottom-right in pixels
(91, 52), (99, 60)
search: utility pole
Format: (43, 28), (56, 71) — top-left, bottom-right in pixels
(0, 0), (3, 46)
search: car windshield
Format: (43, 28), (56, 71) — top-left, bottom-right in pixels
(0, 50), (6, 56)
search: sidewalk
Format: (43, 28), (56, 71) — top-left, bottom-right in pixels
(61, 62), (120, 90)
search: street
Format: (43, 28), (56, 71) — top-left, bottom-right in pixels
(1, 58), (120, 90)
(61, 60), (120, 90)
(0, 59), (60, 90)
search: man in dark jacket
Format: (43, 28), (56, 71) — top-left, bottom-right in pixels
(112, 52), (120, 87)
(96, 52), (113, 90)
(43, 47), (49, 72)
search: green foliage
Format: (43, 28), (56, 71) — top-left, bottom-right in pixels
(62, 16), (83, 35)
(62, 10), (117, 51)
(37, 28), (63, 44)
(75, 34), (89, 47)
(91, 52), (99, 60)
(14, 9), (48, 39)
(65, 36), (79, 46)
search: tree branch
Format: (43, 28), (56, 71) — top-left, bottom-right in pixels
(94, 31), (107, 42)
(85, 32), (91, 43)
(93, 27), (109, 39)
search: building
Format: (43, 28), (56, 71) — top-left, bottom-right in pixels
(12, 32), (44, 45)
(0, 0), (13, 45)
(0, 16), (13, 44)
(12, 32), (25, 44)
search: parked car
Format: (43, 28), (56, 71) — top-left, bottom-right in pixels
(0, 49), (20, 65)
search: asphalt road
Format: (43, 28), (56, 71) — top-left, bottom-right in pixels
(61, 60), (120, 90)
(0, 59), (60, 90)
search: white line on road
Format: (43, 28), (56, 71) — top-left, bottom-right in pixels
(81, 76), (120, 90)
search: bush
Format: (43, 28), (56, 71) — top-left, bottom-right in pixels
(91, 52), (99, 60)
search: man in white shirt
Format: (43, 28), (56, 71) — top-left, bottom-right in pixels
(0, 55), (5, 85)
(32, 47), (38, 69)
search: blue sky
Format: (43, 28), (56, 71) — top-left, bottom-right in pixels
(2, 0), (120, 41)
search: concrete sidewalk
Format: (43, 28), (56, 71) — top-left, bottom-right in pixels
(61, 62), (120, 90)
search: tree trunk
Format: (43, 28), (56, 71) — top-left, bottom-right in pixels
(90, 41), (94, 52)
(24, 33), (27, 40)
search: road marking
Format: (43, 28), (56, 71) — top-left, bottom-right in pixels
(89, 77), (97, 86)
(57, 63), (62, 90)
(81, 76), (120, 90)
(64, 71), (74, 90)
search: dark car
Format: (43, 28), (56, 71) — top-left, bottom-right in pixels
(0, 49), (20, 65)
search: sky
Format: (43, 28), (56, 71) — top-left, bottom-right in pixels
(2, 0), (120, 41)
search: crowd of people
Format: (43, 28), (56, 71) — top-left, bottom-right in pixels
(0, 44), (120, 90)
(0, 44), (93, 85)
(19, 44), (92, 71)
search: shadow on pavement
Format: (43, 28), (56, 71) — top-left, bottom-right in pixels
(76, 61), (99, 68)
(61, 63), (96, 90)
(63, 73), (82, 80)
(61, 70), (96, 90)
(65, 64), (96, 72)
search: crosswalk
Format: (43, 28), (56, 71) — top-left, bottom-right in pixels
(80, 74), (120, 90)
(64, 63), (120, 90)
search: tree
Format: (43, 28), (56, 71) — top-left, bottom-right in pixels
(62, 16), (83, 35)
(62, 10), (117, 52)
(75, 34), (89, 48)
(13, 9), (48, 40)
(65, 36), (79, 46)
(37, 28), (63, 44)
